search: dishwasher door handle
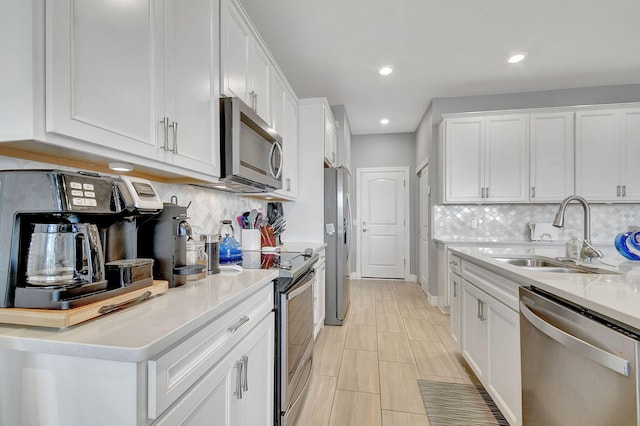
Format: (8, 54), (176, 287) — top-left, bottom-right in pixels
(520, 301), (631, 377)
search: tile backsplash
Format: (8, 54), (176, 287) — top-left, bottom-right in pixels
(434, 203), (640, 243)
(0, 156), (266, 236)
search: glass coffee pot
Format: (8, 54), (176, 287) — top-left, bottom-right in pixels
(25, 223), (105, 286)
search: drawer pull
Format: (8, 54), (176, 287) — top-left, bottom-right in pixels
(228, 316), (250, 333)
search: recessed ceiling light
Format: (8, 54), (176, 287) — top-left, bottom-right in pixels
(507, 53), (527, 64)
(379, 67), (393, 76)
(380, 118), (389, 125)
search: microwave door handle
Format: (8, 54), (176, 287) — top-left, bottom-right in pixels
(269, 141), (283, 179)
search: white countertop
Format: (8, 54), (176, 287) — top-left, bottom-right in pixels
(449, 245), (640, 331)
(279, 241), (326, 253)
(0, 269), (278, 362)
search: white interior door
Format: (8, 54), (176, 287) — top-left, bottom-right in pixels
(359, 168), (408, 279)
(419, 166), (430, 294)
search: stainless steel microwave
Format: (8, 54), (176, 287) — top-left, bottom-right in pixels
(219, 96), (283, 192)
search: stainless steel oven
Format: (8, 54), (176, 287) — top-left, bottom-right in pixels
(272, 251), (317, 426)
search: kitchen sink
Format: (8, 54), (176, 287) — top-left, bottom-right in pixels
(491, 255), (618, 274)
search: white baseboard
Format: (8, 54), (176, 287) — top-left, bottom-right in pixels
(350, 272), (361, 279)
(425, 290), (438, 308)
(406, 274), (417, 282)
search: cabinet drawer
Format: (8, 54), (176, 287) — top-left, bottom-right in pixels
(148, 284), (274, 419)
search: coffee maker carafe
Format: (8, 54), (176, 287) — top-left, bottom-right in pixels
(26, 223), (104, 286)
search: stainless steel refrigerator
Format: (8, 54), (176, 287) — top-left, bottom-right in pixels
(324, 167), (352, 325)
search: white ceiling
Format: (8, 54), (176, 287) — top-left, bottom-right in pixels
(237, 0), (640, 135)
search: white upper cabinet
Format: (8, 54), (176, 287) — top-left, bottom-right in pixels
(529, 112), (575, 201)
(444, 117), (484, 202)
(7, 0), (219, 179)
(324, 109), (337, 167)
(444, 114), (528, 203)
(162, 0), (220, 175)
(331, 105), (352, 173)
(622, 109), (640, 201)
(576, 107), (640, 202)
(271, 70), (298, 199)
(220, 0), (271, 123)
(46, 0), (160, 159)
(484, 115), (528, 202)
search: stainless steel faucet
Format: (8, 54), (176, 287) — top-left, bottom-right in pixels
(552, 195), (604, 261)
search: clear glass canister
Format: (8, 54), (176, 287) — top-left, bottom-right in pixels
(186, 240), (208, 281)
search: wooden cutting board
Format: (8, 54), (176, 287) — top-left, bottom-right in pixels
(0, 280), (168, 328)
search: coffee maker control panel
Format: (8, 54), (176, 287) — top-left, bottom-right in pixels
(59, 174), (117, 212)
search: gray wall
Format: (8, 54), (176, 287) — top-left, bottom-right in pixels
(415, 83), (640, 297)
(351, 132), (418, 277)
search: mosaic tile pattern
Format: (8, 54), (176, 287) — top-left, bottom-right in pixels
(434, 203), (640, 243)
(0, 156), (266, 237)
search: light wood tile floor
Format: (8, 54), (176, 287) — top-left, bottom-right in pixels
(296, 279), (478, 426)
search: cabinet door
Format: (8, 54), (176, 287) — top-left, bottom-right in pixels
(238, 312), (275, 426)
(449, 273), (461, 350)
(164, 0), (219, 176)
(324, 108), (337, 166)
(221, 0), (250, 103)
(461, 280), (487, 381)
(249, 41), (271, 122)
(486, 297), (521, 426)
(318, 261), (326, 329)
(280, 90), (298, 197)
(444, 117), (484, 202)
(484, 114), (528, 202)
(530, 112), (574, 201)
(575, 110), (620, 201)
(621, 108), (640, 201)
(270, 72), (286, 134)
(46, 0), (161, 158)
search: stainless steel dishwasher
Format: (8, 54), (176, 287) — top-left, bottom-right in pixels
(519, 286), (639, 425)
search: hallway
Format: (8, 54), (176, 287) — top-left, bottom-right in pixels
(296, 279), (478, 426)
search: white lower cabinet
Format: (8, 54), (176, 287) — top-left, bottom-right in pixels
(313, 249), (326, 339)
(156, 312), (274, 426)
(449, 269), (461, 350)
(458, 259), (521, 426)
(0, 284), (275, 426)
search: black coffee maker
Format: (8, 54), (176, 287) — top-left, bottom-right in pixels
(0, 170), (162, 309)
(137, 197), (204, 287)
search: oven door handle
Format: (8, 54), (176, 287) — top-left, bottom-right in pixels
(287, 269), (315, 299)
(520, 301), (631, 376)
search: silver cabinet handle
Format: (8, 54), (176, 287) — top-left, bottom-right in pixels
(241, 355), (249, 392)
(452, 280), (458, 297)
(481, 301), (486, 321)
(228, 316), (250, 333)
(233, 360), (244, 399)
(520, 301), (630, 376)
(617, 185), (621, 197)
(531, 186), (536, 198)
(485, 187), (489, 199)
(169, 121), (178, 154)
(254, 92), (258, 111)
(622, 185), (627, 197)
(477, 299), (482, 319)
(161, 117), (169, 150)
